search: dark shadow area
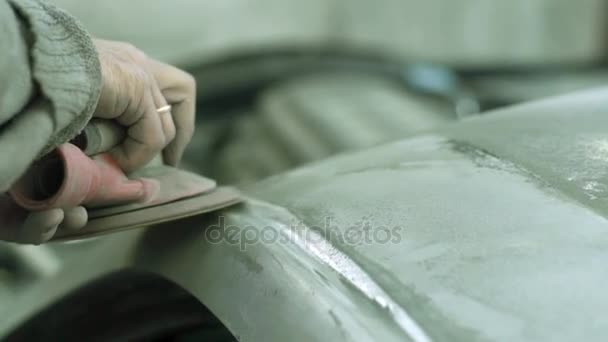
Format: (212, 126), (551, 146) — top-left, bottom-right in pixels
(4, 270), (236, 342)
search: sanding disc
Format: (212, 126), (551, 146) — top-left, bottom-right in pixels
(52, 187), (242, 241)
(88, 165), (217, 218)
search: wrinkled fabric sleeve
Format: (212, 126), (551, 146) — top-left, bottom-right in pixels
(0, 0), (101, 192)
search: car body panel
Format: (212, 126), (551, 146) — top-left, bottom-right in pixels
(3, 89), (608, 341)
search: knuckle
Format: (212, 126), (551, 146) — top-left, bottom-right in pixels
(174, 69), (196, 95)
(183, 72), (196, 91)
(149, 134), (167, 151)
(122, 42), (146, 58)
(123, 77), (150, 120)
(122, 96), (146, 125)
(166, 124), (177, 142)
(131, 67), (150, 85)
(123, 70), (145, 105)
(115, 41), (132, 49)
(184, 75), (197, 97)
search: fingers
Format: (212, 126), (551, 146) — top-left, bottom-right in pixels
(0, 199), (87, 244)
(147, 60), (196, 166)
(162, 81), (195, 166)
(110, 88), (168, 173)
(0, 194), (61, 244)
(60, 206), (88, 232)
(150, 84), (177, 159)
(0, 212), (59, 245)
(22, 210), (63, 244)
(0, 195), (25, 243)
(93, 40), (195, 171)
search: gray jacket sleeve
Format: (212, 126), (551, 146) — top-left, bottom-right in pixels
(0, 0), (101, 192)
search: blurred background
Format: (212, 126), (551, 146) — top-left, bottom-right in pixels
(49, 0), (608, 185)
(3, 0), (608, 332)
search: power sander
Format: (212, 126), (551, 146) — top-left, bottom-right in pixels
(8, 119), (242, 241)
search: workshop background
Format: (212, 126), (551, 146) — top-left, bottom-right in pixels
(2, 0), (608, 336)
(42, 0), (608, 185)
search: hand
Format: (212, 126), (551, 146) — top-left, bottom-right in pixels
(93, 39), (196, 173)
(0, 194), (87, 245)
(0, 40), (196, 244)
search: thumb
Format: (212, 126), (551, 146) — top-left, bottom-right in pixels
(0, 194), (63, 244)
(19, 209), (63, 245)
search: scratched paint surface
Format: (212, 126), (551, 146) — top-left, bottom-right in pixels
(249, 89), (608, 341)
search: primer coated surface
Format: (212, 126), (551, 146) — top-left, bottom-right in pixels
(4, 89), (608, 341)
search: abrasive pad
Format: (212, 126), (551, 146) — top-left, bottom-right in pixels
(52, 165), (242, 241)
